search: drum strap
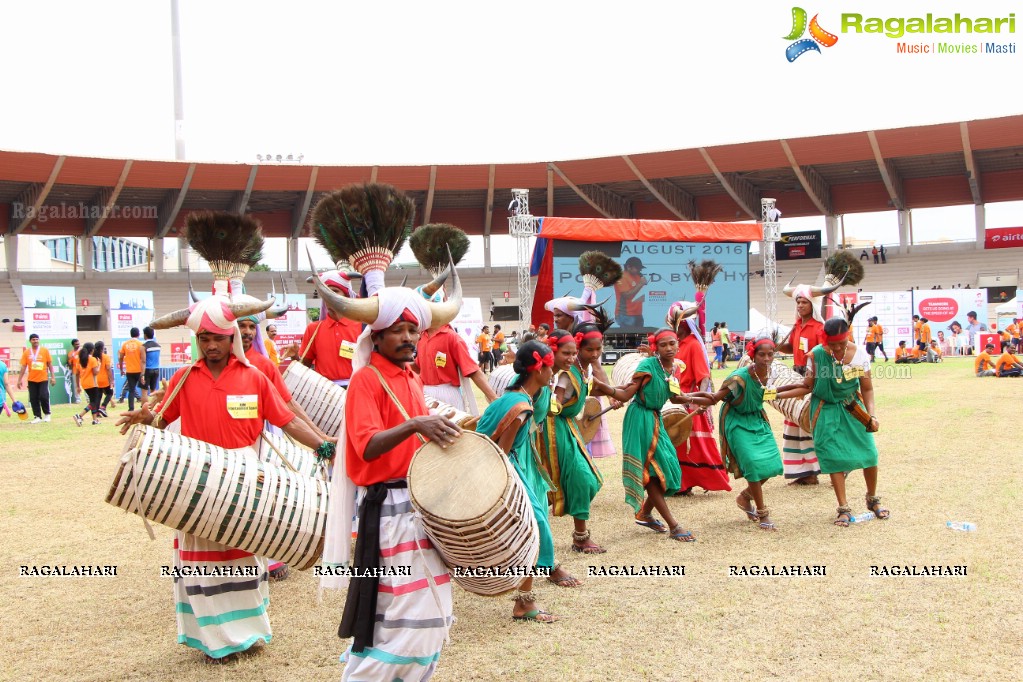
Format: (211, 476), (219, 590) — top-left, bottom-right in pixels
(298, 319), (321, 364)
(366, 365), (427, 445)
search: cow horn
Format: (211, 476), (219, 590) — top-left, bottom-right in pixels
(149, 306), (192, 330)
(306, 246), (379, 324)
(808, 269), (847, 297)
(426, 247), (461, 329)
(782, 273), (799, 297)
(421, 265), (451, 298)
(264, 275), (289, 319)
(187, 265), (200, 303)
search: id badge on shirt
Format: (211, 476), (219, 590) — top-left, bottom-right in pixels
(668, 376), (681, 395)
(763, 387), (778, 402)
(31, 361), (44, 372)
(226, 394), (258, 419)
(842, 365), (856, 382)
(434, 351), (447, 368)
(339, 340), (356, 360)
(799, 337), (808, 353)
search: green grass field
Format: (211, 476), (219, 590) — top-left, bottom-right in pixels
(0, 356), (1020, 681)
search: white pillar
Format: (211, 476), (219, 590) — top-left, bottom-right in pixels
(483, 234), (492, 272)
(288, 237), (299, 272)
(82, 236), (95, 279)
(974, 204), (985, 250)
(177, 237), (189, 272)
(3, 234), (18, 275)
(897, 209), (911, 254)
(824, 215), (839, 251)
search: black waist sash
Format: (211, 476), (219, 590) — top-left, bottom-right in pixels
(338, 480), (408, 652)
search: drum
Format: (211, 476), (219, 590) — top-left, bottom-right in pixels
(408, 431), (539, 596)
(487, 365), (517, 397)
(282, 362), (346, 436)
(423, 395), (479, 431)
(576, 396), (603, 444)
(660, 405), (694, 448)
(107, 425), (328, 571)
(610, 352), (645, 394)
(258, 431), (326, 480)
(737, 356), (811, 432)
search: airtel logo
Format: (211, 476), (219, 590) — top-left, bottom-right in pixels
(992, 233), (1023, 242)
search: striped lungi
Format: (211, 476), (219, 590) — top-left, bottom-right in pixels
(782, 419), (820, 480)
(341, 486), (453, 682)
(424, 382), (478, 416)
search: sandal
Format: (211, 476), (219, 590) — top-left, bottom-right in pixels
(866, 495), (890, 520)
(668, 525), (697, 542)
(571, 530), (607, 554)
(513, 609), (558, 623)
(834, 505), (853, 527)
(635, 513), (668, 533)
(736, 490), (757, 522)
(546, 564), (582, 588)
(788, 476), (819, 486)
(756, 508), (777, 531)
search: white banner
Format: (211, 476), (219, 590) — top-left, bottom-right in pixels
(913, 289), (988, 332)
(846, 291), (915, 354)
(452, 298), (484, 355)
(22, 284), (78, 404)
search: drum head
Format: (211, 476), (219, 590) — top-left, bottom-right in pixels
(610, 353), (644, 389)
(662, 409), (693, 448)
(577, 397), (602, 444)
(409, 431), (509, 522)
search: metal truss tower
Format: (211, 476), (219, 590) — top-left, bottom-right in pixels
(508, 189), (539, 327)
(761, 198), (781, 326)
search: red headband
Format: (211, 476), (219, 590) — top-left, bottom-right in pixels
(525, 350), (554, 373)
(398, 308), (420, 325)
(748, 337), (776, 359)
(574, 330), (603, 345)
(647, 330), (677, 347)
(547, 334), (575, 349)
(824, 332), (849, 344)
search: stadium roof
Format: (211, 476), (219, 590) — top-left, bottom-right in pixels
(2, 115), (1022, 240)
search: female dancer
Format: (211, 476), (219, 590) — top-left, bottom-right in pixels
(599, 327), (696, 542)
(683, 334), (785, 530)
(783, 305), (890, 526)
(476, 341), (582, 622)
(538, 330), (606, 553)
(73, 343), (101, 426)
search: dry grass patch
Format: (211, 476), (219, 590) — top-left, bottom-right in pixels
(0, 357), (1020, 681)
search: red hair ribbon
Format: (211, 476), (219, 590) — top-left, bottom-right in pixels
(748, 337), (776, 360)
(824, 332), (849, 344)
(647, 330), (677, 347)
(574, 331), (603, 345)
(547, 334), (575, 349)
(526, 350), (554, 372)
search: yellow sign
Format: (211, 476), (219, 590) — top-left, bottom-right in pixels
(434, 351), (447, 368)
(226, 394), (258, 420)
(339, 341), (356, 360)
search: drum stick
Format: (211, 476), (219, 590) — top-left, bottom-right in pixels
(586, 405), (616, 422)
(260, 433), (299, 473)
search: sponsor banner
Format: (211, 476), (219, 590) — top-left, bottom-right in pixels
(777, 230), (822, 260)
(848, 291), (915, 352)
(552, 240), (750, 332)
(22, 285), (77, 404)
(108, 289), (154, 396)
(267, 293), (306, 359)
(170, 342), (192, 365)
(452, 298), (484, 356)
(912, 290), (988, 330)
(0, 347), (10, 368)
(1018, 290), (1023, 320)
(984, 226), (1023, 249)
(978, 333), (1001, 351)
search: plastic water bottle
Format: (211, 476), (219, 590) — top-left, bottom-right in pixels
(946, 521), (977, 532)
(849, 512), (875, 524)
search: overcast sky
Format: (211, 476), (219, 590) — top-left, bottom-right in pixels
(1, 0), (1021, 265)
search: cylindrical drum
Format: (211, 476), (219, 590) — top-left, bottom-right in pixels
(107, 425), (328, 570)
(282, 362), (346, 436)
(736, 356), (810, 432)
(407, 431), (539, 596)
(423, 395), (479, 431)
(660, 405), (694, 448)
(487, 365), (517, 398)
(610, 353), (645, 394)
(258, 431), (326, 480)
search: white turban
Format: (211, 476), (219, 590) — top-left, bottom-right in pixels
(791, 284), (824, 323)
(352, 288), (434, 372)
(185, 296), (251, 366)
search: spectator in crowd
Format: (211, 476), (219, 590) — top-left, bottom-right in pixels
(492, 324), (506, 367)
(17, 333), (55, 423)
(871, 246), (879, 264)
(476, 325), (493, 374)
(859, 249), (869, 261)
(894, 340), (918, 364)
(263, 324), (280, 365)
(975, 344), (997, 377)
(142, 326), (161, 404)
(927, 340), (943, 363)
(718, 321), (731, 367)
(879, 244), (887, 264)
(711, 322), (724, 369)
(68, 338), (82, 404)
(1008, 318), (1022, 352)
(118, 327), (146, 412)
(995, 346), (1023, 377)
(917, 317), (932, 352)
(536, 323), (550, 344)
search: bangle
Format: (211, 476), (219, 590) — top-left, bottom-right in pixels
(315, 441), (336, 462)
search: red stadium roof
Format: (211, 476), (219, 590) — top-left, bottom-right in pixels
(2, 115), (1022, 239)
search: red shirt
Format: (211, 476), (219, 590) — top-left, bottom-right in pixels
(300, 316), (363, 381)
(791, 317), (825, 367)
(345, 352), (429, 486)
(674, 333), (710, 392)
(245, 347), (292, 402)
(416, 325), (480, 387)
(158, 356), (295, 450)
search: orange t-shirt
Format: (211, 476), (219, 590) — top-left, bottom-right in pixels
(872, 324), (884, 342)
(20, 346), (51, 383)
(96, 354), (113, 388)
(995, 352), (1019, 372)
(80, 356), (100, 390)
(975, 352), (995, 373)
(119, 338), (144, 374)
(913, 321), (922, 342)
(477, 333), (493, 352)
(895, 347), (908, 360)
(910, 348), (922, 360)
(919, 324), (932, 344)
(864, 327), (876, 343)
(614, 273), (645, 317)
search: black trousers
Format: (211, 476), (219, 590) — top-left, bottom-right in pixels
(27, 380), (50, 418)
(85, 386), (102, 415)
(124, 373), (142, 410)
